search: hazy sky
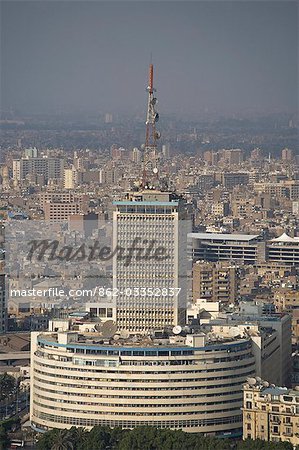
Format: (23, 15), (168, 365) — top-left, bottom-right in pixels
(1, 1), (298, 117)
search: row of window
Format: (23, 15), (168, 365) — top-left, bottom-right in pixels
(34, 358), (254, 374)
(35, 384), (242, 399)
(33, 375), (246, 391)
(35, 392), (241, 408)
(34, 367), (255, 382)
(33, 412), (242, 428)
(33, 400), (241, 416)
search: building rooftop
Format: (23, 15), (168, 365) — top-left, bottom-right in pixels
(113, 201), (179, 206)
(244, 377), (299, 397)
(270, 232), (299, 244)
(37, 330), (251, 352)
(189, 232), (260, 242)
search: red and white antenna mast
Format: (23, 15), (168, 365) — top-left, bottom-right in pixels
(142, 61), (161, 188)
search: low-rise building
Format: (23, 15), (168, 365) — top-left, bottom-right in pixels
(242, 377), (299, 447)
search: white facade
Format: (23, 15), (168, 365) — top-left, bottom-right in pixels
(113, 190), (189, 332)
(30, 331), (255, 437)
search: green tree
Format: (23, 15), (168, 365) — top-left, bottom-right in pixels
(0, 425), (10, 450)
(50, 429), (74, 450)
(237, 439), (293, 450)
(83, 425), (114, 450)
(0, 373), (16, 401)
(37, 429), (74, 450)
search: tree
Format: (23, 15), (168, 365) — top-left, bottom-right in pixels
(0, 425), (10, 450)
(37, 429), (74, 450)
(50, 429), (74, 450)
(0, 373), (16, 401)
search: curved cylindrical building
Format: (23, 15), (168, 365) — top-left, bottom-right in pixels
(30, 331), (255, 437)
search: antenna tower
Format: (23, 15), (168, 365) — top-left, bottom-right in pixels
(142, 62), (161, 187)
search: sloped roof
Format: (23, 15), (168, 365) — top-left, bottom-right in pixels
(271, 232), (299, 243)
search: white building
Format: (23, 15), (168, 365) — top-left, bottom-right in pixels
(30, 330), (255, 437)
(113, 190), (190, 332)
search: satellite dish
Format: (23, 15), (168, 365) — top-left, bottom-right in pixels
(153, 167), (158, 174)
(154, 113), (159, 123)
(247, 378), (257, 386)
(120, 330), (130, 339)
(94, 322), (102, 332)
(173, 325), (182, 335)
(113, 334), (120, 341)
(100, 320), (118, 338)
(151, 97), (157, 105)
(262, 381), (269, 387)
(155, 131), (161, 139)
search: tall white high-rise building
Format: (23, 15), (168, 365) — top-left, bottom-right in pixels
(0, 272), (6, 334)
(113, 189), (190, 333)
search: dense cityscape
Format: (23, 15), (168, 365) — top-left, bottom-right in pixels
(1, 1), (298, 449)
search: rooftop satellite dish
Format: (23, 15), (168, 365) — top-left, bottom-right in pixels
(94, 322), (102, 332)
(247, 378), (257, 386)
(113, 334), (120, 341)
(153, 167), (158, 174)
(101, 320), (118, 339)
(173, 325), (182, 335)
(120, 330), (130, 339)
(154, 113), (159, 123)
(262, 381), (269, 387)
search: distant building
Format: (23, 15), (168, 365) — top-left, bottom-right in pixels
(44, 201), (81, 222)
(131, 147), (141, 164)
(192, 261), (238, 305)
(211, 202), (230, 217)
(281, 148), (293, 161)
(268, 233), (299, 266)
(24, 147), (38, 158)
(162, 144), (170, 159)
(242, 378), (299, 447)
(13, 156), (64, 182)
(64, 168), (77, 189)
(223, 173), (249, 189)
(224, 149), (244, 166)
(0, 273), (6, 334)
(105, 113), (113, 123)
(190, 232), (265, 265)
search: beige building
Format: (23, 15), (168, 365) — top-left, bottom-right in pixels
(243, 378), (299, 447)
(64, 168), (77, 189)
(274, 289), (299, 345)
(44, 201), (81, 222)
(192, 261), (238, 304)
(113, 190), (190, 332)
(30, 330), (255, 436)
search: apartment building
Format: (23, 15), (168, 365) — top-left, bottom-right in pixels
(192, 261), (238, 304)
(243, 378), (299, 447)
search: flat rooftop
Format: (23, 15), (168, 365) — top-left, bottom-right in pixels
(188, 232), (261, 242)
(113, 201), (179, 206)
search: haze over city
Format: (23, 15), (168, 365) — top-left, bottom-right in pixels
(1, 1), (298, 117)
